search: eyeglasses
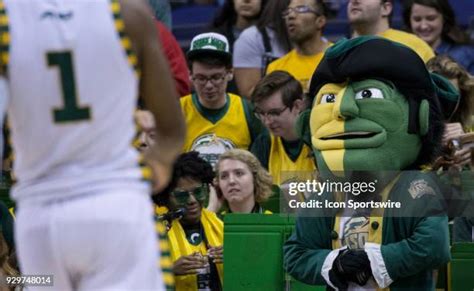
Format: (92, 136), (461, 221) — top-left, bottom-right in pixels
(191, 74), (227, 86)
(171, 184), (208, 206)
(254, 106), (289, 120)
(282, 5), (321, 18)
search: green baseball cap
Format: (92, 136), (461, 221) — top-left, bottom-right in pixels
(187, 32), (232, 64)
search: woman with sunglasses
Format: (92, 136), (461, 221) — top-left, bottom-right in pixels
(215, 149), (274, 214)
(155, 151), (223, 291)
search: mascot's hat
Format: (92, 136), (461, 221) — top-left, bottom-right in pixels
(308, 36), (451, 134)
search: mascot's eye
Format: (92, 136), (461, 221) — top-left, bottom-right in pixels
(320, 93), (336, 104)
(355, 88), (384, 99)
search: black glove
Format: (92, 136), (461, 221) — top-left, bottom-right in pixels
(332, 249), (372, 286)
(328, 267), (348, 290)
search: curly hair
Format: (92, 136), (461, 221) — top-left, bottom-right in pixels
(215, 149), (273, 203)
(427, 55), (474, 129)
(153, 151), (214, 206)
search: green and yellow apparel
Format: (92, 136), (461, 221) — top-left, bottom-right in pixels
(154, 206), (175, 290)
(266, 42), (332, 92)
(166, 208), (224, 291)
(180, 93), (262, 166)
(379, 29), (434, 64)
(285, 37), (450, 290)
(251, 131), (316, 186)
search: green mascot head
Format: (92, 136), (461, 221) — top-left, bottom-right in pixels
(303, 37), (450, 174)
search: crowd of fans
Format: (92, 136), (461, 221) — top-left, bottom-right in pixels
(137, 0), (473, 290)
(0, 0), (473, 290)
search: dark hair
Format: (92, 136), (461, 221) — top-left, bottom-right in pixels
(189, 55), (232, 71)
(211, 0), (267, 34)
(251, 70), (303, 108)
(256, 0), (292, 53)
(402, 0), (470, 44)
(212, 0), (237, 30)
(313, 0), (329, 17)
(153, 151), (214, 206)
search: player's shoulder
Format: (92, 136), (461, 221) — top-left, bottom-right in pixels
(119, 0), (150, 16)
(119, 0), (154, 33)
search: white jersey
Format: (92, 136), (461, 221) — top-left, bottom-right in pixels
(2, 0), (149, 202)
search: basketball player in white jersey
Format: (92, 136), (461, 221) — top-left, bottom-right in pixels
(0, 0), (185, 290)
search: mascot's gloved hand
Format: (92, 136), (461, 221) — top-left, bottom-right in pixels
(328, 267), (348, 290)
(331, 249), (372, 287)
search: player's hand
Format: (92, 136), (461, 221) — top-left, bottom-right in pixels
(208, 245), (223, 264)
(172, 253), (207, 276)
(328, 268), (348, 290)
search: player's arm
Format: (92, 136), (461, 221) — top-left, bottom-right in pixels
(120, 0), (185, 191)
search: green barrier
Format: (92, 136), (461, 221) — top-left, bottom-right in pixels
(223, 214), (325, 291)
(449, 243), (474, 291)
(260, 185), (281, 214)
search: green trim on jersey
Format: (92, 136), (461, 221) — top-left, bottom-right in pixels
(191, 93), (230, 124)
(251, 130), (271, 168)
(110, 0), (140, 77)
(154, 219), (175, 290)
(251, 131), (304, 168)
(242, 99), (263, 142)
(282, 138), (304, 162)
(0, 0), (9, 74)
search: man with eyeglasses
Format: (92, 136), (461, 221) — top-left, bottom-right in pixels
(347, 0), (434, 63)
(250, 71), (316, 188)
(181, 32), (262, 166)
(266, 0), (330, 92)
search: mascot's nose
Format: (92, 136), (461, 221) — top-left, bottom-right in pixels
(333, 86), (359, 120)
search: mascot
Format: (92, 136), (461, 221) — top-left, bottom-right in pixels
(284, 37), (452, 290)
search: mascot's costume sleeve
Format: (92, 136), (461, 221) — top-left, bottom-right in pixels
(283, 37), (453, 290)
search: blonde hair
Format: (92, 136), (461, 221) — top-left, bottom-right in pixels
(427, 55), (474, 128)
(216, 149), (273, 203)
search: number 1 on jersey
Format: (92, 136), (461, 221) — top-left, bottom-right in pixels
(47, 52), (91, 123)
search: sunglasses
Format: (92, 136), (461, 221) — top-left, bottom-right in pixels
(171, 184), (208, 207)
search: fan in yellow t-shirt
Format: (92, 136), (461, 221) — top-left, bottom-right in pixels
(266, 0), (331, 92)
(347, 0), (434, 63)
